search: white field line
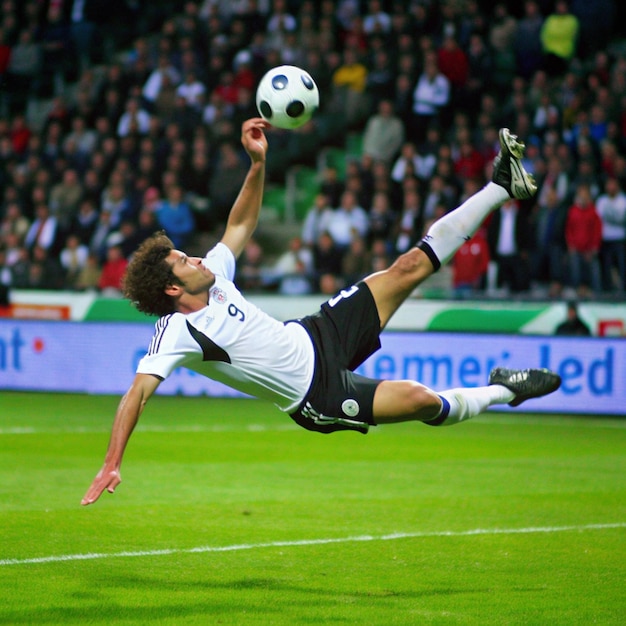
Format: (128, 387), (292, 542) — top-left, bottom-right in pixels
(1, 522), (624, 567)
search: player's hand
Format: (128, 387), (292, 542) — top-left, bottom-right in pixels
(241, 117), (270, 164)
(81, 466), (121, 506)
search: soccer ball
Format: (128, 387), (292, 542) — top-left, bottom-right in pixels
(256, 65), (319, 130)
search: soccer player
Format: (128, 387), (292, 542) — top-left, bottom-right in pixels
(82, 118), (561, 505)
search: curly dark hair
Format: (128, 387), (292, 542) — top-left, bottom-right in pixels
(122, 231), (182, 317)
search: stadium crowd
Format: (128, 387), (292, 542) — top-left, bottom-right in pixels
(1, 0), (626, 304)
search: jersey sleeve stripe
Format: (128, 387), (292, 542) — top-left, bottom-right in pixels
(148, 314), (172, 355)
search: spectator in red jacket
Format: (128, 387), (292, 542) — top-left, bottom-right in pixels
(565, 183), (602, 297)
(98, 244), (129, 296)
(452, 228), (491, 298)
(437, 34), (469, 93)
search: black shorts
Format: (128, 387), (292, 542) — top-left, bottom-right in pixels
(288, 281), (383, 434)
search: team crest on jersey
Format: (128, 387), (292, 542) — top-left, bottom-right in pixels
(211, 287), (227, 304)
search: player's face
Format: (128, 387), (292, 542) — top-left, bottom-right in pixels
(167, 250), (215, 295)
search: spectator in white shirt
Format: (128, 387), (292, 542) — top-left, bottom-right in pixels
(176, 71), (206, 110)
(319, 190), (369, 249)
(363, 0), (391, 35)
(142, 55), (181, 104)
(117, 98), (152, 137)
(410, 52), (450, 144)
(596, 176), (626, 291)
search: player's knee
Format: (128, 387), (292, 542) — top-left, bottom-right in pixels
(389, 248), (433, 286)
(404, 382), (441, 420)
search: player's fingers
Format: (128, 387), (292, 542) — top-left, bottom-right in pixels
(106, 472), (121, 493)
(81, 471), (120, 505)
(81, 484), (104, 505)
(244, 117), (270, 133)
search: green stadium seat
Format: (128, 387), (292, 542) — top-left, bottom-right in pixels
(285, 166), (320, 222)
(346, 132), (363, 160)
(261, 185), (286, 221)
(317, 146), (348, 180)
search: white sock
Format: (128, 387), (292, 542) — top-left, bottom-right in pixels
(418, 182), (509, 269)
(425, 385), (515, 426)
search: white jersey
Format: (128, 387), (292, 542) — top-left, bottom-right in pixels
(136, 243), (315, 411)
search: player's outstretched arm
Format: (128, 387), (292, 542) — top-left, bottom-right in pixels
(81, 373), (161, 506)
(220, 117), (270, 259)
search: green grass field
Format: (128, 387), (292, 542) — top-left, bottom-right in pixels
(1, 391), (625, 625)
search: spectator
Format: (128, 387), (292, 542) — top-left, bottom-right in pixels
(453, 138), (485, 183)
(394, 187), (423, 254)
(540, 0), (580, 77)
(464, 32), (494, 117)
(313, 230), (343, 290)
(37, 3), (74, 97)
(5, 28), (41, 114)
(361, 99), (405, 166)
(269, 236), (314, 296)
(2, 232), (23, 270)
(363, 0), (392, 36)
(70, 198), (99, 245)
(487, 198), (533, 293)
(98, 243), (128, 295)
(531, 187), (569, 299)
(175, 71), (206, 110)
(116, 98), (152, 137)
(370, 236), (392, 273)
(452, 228), (491, 298)
(341, 234), (373, 285)
(595, 177), (626, 292)
(235, 237), (265, 291)
(301, 192), (333, 249)
(63, 116), (98, 156)
(391, 141), (436, 185)
(67, 0), (102, 72)
(24, 204), (60, 253)
(368, 190), (396, 244)
(409, 51), (450, 145)
(488, 3), (518, 88)
(48, 168), (83, 231)
(565, 183), (602, 297)
(265, 0), (297, 50)
(59, 233), (89, 289)
(89, 208), (115, 262)
(8, 245), (31, 289)
(154, 184), (195, 249)
(365, 48), (395, 111)
(0, 202), (30, 241)
(134, 207), (160, 247)
(142, 54), (181, 105)
(318, 190), (369, 249)
(554, 300), (591, 335)
(330, 47), (370, 129)
(100, 179), (132, 228)
(74, 251), (102, 291)
(514, 0), (545, 80)
(318, 166), (344, 209)
(180, 150), (211, 200)
(437, 34), (469, 106)
(9, 114), (32, 156)
(208, 141), (248, 224)
(152, 72), (179, 121)
(29, 245), (64, 289)
(570, 0), (615, 58)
